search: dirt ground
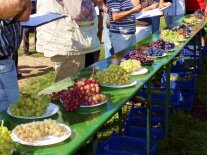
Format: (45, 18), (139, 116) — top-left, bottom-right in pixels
(18, 55), (53, 88)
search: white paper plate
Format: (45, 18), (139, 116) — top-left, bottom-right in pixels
(101, 79), (137, 88)
(147, 53), (167, 59)
(80, 98), (108, 108)
(130, 67), (148, 76)
(11, 123), (71, 146)
(7, 103), (59, 119)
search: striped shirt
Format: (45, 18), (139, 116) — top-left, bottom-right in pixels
(107, 0), (135, 34)
(0, 20), (22, 57)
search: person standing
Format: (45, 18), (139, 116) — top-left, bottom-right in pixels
(23, 0), (37, 56)
(102, 1), (114, 58)
(135, 0), (159, 42)
(151, 0), (172, 33)
(36, 0), (102, 82)
(0, 0), (31, 112)
(107, 0), (142, 53)
(164, 0), (186, 27)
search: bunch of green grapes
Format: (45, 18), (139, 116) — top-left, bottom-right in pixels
(10, 95), (49, 117)
(120, 60), (141, 73)
(95, 64), (131, 85)
(183, 16), (198, 24)
(0, 121), (14, 155)
(161, 29), (184, 42)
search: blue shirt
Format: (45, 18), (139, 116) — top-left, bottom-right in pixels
(107, 0), (135, 34)
(0, 20), (22, 57)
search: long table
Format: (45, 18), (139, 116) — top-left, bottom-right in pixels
(1, 16), (206, 155)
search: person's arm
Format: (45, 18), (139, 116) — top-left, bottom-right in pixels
(159, 0), (172, 8)
(14, 0), (32, 21)
(0, 0), (23, 19)
(141, 2), (159, 12)
(112, 5), (142, 21)
(92, 0), (103, 6)
(102, 3), (109, 13)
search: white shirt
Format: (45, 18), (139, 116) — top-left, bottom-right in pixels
(165, 0), (186, 16)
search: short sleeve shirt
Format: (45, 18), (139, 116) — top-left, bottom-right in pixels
(107, 0), (136, 34)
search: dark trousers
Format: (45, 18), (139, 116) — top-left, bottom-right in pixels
(23, 28), (36, 55)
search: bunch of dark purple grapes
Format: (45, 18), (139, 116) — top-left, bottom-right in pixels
(193, 10), (205, 19)
(146, 47), (165, 57)
(165, 42), (175, 51)
(151, 39), (165, 50)
(124, 50), (154, 66)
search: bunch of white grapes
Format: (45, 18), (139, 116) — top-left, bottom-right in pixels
(10, 95), (49, 117)
(12, 119), (67, 142)
(120, 60), (141, 73)
(0, 121), (14, 155)
(95, 64), (131, 85)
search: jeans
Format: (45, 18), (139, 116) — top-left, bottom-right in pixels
(151, 16), (160, 33)
(0, 59), (19, 112)
(110, 32), (136, 53)
(103, 13), (114, 58)
(151, 0), (160, 33)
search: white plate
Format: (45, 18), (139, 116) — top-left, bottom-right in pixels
(11, 123), (71, 146)
(7, 103), (59, 119)
(166, 48), (175, 52)
(174, 42), (180, 46)
(130, 67), (148, 76)
(101, 79), (137, 88)
(147, 53), (167, 58)
(80, 98), (108, 108)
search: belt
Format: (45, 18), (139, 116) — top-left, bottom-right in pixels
(0, 54), (11, 60)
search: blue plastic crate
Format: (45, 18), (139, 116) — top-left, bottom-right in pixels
(140, 87), (180, 106)
(179, 89), (195, 111)
(96, 132), (157, 155)
(124, 123), (165, 140)
(181, 45), (207, 56)
(129, 106), (173, 118)
(126, 114), (165, 128)
(170, 73), (196, 90)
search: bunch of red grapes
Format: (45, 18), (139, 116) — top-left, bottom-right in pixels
(51, 78), (106, 111)
(74, 78), (106, 106)
(51, 87), (84, 112)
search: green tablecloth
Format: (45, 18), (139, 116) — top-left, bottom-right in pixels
(1, 17), (206, 155)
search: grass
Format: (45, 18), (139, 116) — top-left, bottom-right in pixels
(20, 71), (55, 95)
(158, 111), (207, 155)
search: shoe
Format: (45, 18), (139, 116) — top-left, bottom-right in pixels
(17, 73), (22, 79)
(24, 53), (29, 56)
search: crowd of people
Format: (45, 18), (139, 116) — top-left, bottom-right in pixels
(0, 0), (207, 111)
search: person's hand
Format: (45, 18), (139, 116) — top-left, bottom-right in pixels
(165, 2), (172, 7)
(132, 4), (142, 13)
(150, 2), (159, 9)
(131, 0), (140, 7)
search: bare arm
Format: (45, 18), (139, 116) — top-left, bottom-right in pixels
(102, 3), (108, 13)
(0, 0), (22, 19)
(112, 4), (142, 21)
(14, 0), (32, 21)
(141, 2), (159, 12)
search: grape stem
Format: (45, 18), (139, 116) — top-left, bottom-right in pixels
(90, 67), (95, 80)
